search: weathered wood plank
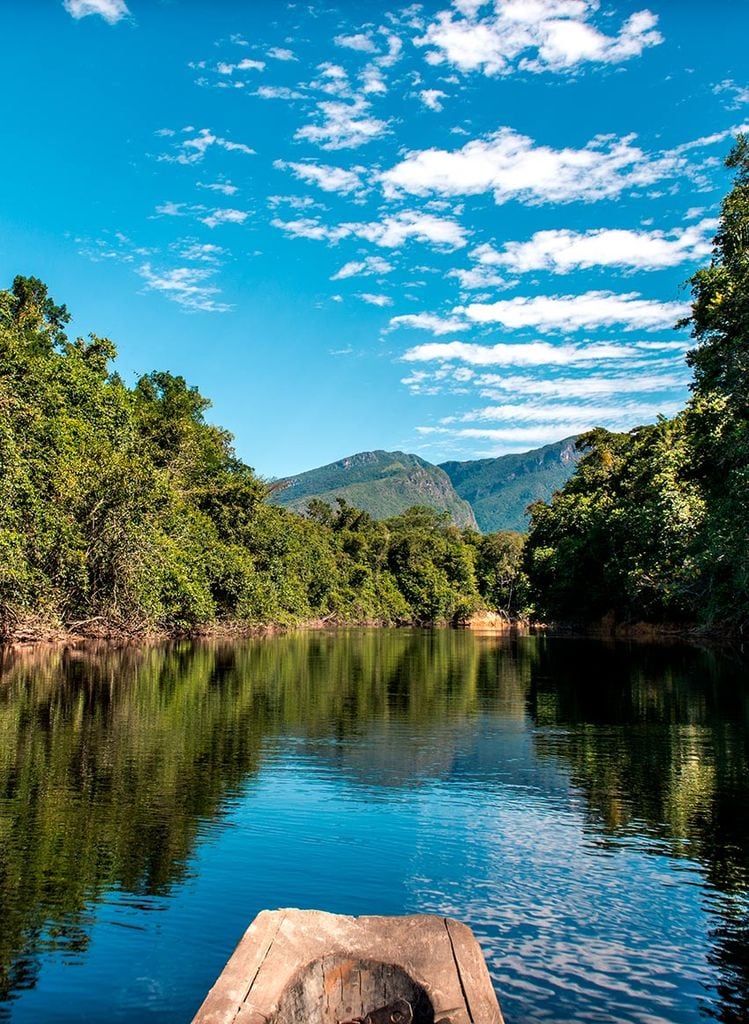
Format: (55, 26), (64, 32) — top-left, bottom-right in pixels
(444, 918), (504, 1024)
(190, 909), (286, 1024)
(357, 958), (379, 1020)
(349, 914), (470, 1023)
(233, 1008), (268, 1024)
(192, 909), (503, 1024)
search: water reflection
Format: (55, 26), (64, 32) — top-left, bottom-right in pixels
(0, 631), (746, 1023)
(526, 637), (749, 1023)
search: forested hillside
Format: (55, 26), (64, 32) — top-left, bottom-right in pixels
(0, 280), (521, 639)
(273, 440), (580, 534)
(523, 138), (749, 633)
(271, 449), (477, 527)
(440, 438), (581, 532)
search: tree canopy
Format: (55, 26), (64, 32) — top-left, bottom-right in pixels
(0, 288), (524, 639)
(524, 137), (749, 633)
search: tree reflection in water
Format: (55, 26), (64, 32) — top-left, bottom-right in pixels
(526, 638), (749, 1024)
(0, 631), (746, 1023)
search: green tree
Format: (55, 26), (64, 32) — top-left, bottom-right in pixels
(474, 531), (526, 616)
(524, 421), (703, 623)
(681, 135), (749, 627)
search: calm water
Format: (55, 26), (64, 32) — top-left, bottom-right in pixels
(0, 630), (747, 1024)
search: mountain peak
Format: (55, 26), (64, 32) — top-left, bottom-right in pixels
(271, 449), (477, 528)
(440, 437), (582, 532)
(271, 439), (581, 532)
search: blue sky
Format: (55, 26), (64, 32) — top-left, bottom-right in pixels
(1, 0), (747, 477)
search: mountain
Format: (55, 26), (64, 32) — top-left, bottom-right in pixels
(271, 450), (478, 528)
(439, 437), (582, 533)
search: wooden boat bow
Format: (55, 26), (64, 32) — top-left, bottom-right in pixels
(191, 909), (504, 1024)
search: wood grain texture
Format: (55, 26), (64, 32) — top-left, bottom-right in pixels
(191, 909), (503, 1024)
(190, 910), (285, 1024)
(444, 919), (504, 1024)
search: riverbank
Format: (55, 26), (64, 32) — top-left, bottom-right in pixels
(0, 612), (376, 648)
(0, 608), (741, 651)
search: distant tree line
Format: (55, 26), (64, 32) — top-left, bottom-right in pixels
(523, 138), (749, 634)
(0, 279), (523, 638)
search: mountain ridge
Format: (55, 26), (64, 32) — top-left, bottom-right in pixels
(271, 449), (478, 528)
(440, 437), (582, 532)
(271, 438), (582, 532)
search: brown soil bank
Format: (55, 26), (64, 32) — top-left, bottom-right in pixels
(0, 612), (397, 648)
(0, 609), (741, 650)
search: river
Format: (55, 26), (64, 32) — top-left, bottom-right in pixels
(0, 629), (746, 1023)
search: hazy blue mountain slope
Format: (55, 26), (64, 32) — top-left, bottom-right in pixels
(440, 438), (581, 532)
(271, 450), (478, 528)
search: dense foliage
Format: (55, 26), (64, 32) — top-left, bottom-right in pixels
(524, 139), (749, 632)
(0, 289), (523, 638)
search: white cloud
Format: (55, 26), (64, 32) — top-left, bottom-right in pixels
(310, 63), (352, 97)
(217, 58), (265, 74)
(454, 399), (681, 424)
(420, 89), (447, 111)
(391, 313), (471, 335)
(415, 381), (681, 449)
(448, 265), (517, 290)
(359, 293), (393, 307)
(713, 79), (749, 110)
(356, 211), (468, 248)
(63, 0), (129, 23)
(475, 370), (686, 399)
(77, 232), (153, 264)
(198, 181), (239, 196)
(335, 32), (378, 53)
(160, 128), (255, 165)
(200, 208), (249, 229)
(375, 32), (404, 67)
(254, 85), (306, 100)
(416, 1), (662, 76)
(453, 366), (475, 381)
(662, 124), (749, 157)
(296, 98), (388, 150)
(473, 219), (717, 273)
(267, 194), (320, 211)
(137, 264), (230, 313)
(331, 255), (394, 280)
(633, 340), (687, 351)
(175, 241), (226, 264)
(361, 65), (388, 95)
(417, 424), (595, 444)
(278, 160), (366, 195)
(154, 200), (248, 230)
(221, 139), (256, 155)
(272, 210), (468, 250)
(402, 339), (658, 366)
(460, 291), (690, 332)
(268, 46), (297, 61)
(155, 201), (188, 217)
(270, 217), (351, 242)
(381, 127), (690, 205)
(401, 363), (688, 401)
